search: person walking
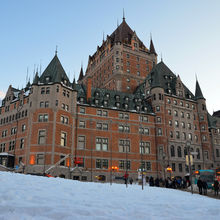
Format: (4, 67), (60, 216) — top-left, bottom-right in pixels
(129, 177), (133, 185)
(197, 177), (203, 195)
(213, 179), (219, 196)
(202, 180), (208, 195)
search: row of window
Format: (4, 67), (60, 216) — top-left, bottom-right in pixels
(0, 138), (25, 152)
(1, 124), (26, 137)
(167, 98), (195, 109)
(169, 131), (203, 142)
(0, 110), (28, 125)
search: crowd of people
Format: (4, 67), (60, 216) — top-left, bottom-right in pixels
(146, 176), (220, 197)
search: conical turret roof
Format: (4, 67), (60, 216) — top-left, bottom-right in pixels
(195, 80), (205, 100)
(39, 54), (70, 85)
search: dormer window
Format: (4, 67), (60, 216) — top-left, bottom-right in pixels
(124, 103), (128, 109)
(115, 95), (120, 101)
(170, 76), (173, 80)
(103, 100), (108, 106)
(46, 77), (50, 82)
(64, 79), (67, 85)
(95, 99), (99, 105)
(95, 92), (99, 97)
(136, 105), (140, 111)
(164, 75), (168, 79)
(144, 106), (148, 112)
(106, 93), (110, 98)
(116, 102), (120, 108)
(80, 97), (84, 104)
(125, 97), (129, 102)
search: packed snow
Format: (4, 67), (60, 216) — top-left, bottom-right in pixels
(0, 171), (220, 220)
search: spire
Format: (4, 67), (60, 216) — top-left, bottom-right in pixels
(78, 65), (84, 82)
(195, 79), (205, 100)
(33, 72), (39, 85)
(123, 8), (125, 21)
(55, 45), (58, 56)
(150, 37), (157, 55)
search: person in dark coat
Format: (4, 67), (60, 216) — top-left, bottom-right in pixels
(149, 176), (154, 186)
(155, 178), (159, 187)
(197, 178), (203, 195)
(202, 180), (208, 195)
(129, 177), (133, 185)
(213, 179), (219, 196)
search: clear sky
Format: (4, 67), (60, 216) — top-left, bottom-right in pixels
(0, 0), (219, 112)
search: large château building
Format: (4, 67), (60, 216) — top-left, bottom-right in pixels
(0, 17), (220, 181)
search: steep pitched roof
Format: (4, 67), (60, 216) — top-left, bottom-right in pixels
(39, 55), (70, 85)
(195, 80), (205, 100)
(78, 67), (84, 82)
(146, 61), (195, 99)
(110, 19), (134, 44)
(149, 39), (157, 55)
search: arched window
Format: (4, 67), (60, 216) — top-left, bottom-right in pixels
(171, 145), (175, 157)
(177, 146), (182, 157)
(184, 147), (187, 156)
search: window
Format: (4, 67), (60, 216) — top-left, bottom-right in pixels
(0, 143), (6, 152)
(9, 141), (15, 151)
(119, 140), (130, 153)
(174, 100), (177, 105)
(139, 116), (148, 122)
(172, 163), (176, 172)
(169, 120), (172, 126)
(179, 164), (183, 172)
(181, 112), (184, 118)
(119, 113), (129, 119)
(140, 161), (151, 171)
(156, 106), (160, 112)
(78, 136), (85, 149)
(197, 148), (200, 159)
(182, 132), (186, 140)
(168, 109), (171, 115)
(177, 146), (182, 157)
(216, 149), (220, 158)
(20, 138), (24, 149)
(79, 121), (85, 128)
(79, 107), (85, 114)
(22, 124), (26, 132)
(61, 132), (67, 146)
(174, 110), (178, 117)
(119, 160), (131, 170)
(45, 101), (49, 108)
(186, 113), (190, 119)
(200, 115), (204, 121)
(139, 127), (150, 135)
(96, 159), (108, 169)
(39, 114), (48, 122)
(186, 103), (189, 108)
(176, 131), (180, 139)
(36, 154), (44, 165)
(170, 131), (173, 138)
(11, 127), (17, 135)
(175, 121), (179, 127)
(118, 125), (130, 133)
(38, 130), (46, 144)
(41, 87), (45, 94)
(187, 123), (191, 130)
(202, 135), (207, 142)
(97, 109), (108, 117)
(204, 151), (208, 160)
(167, 98), (171, 104)
(180, 101), (183, 106)
(61, 116), (68, 124)
(96, 138), (108, 151)
(46, 87), (50, 94)
(188, 133), (192, 140)
(156, 117), (161, 123)
(171, 145), (175, 157)
(139, 142), (150, 154)
(40, 102), (44, 108)
(157, 128), (162, 136)
(127, 54), (130, 58)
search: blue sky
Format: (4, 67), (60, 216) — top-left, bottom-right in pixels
(0, 0), (220, 112)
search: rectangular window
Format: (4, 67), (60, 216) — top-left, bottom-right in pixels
(22, 124), (26, 132)
(36, 154), (44, 165)
(96, 138), (108, 151)
(38, 130), (46, 144)
(78, 136), (85, 149)
(79, 121), (85, 128)
(20, 138), (24, 149)
(216, 149), (220, 158)
(119, 160), (131, 170)
(96, 159), (108, 169)
(40, 102), (44, 108)
(179, 163), (182, 172)
(46, 87), (50, 94)
(139, 142), (150, 154)
(80, 107), (85, 114)
(172, 163), (176, 172)
(119, 140), (130, 153)
(45, 101), (49, 108)
(61, 132), (67, 147)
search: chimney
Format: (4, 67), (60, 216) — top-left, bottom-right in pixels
(87, 77), (92, 102)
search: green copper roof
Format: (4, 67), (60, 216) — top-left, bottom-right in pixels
(39, 55), (70, 85)
(195, 80), (205, 100)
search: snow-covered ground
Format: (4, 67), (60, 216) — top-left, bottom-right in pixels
(0, 171), (220, 220)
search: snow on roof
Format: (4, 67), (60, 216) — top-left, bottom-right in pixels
(0, 152), (14, 157)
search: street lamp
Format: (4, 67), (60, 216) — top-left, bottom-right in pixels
(186, 141), (193, 194)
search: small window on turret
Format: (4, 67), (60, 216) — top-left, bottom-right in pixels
(46, 77), (50, 82)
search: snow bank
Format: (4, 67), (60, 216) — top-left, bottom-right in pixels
(0, 171), (220, 220)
